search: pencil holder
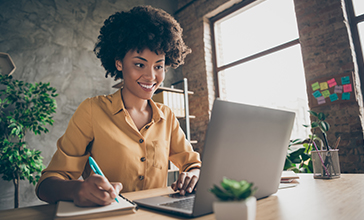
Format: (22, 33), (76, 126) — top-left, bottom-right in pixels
(311, 149), (340, 179)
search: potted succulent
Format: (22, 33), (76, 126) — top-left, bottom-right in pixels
(210, 177), (257, 220)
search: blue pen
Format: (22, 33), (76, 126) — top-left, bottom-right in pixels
(89, 156), (119, 203)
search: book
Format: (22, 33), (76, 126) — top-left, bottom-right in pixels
(280, 170), (299, 183)
(55, 195), (137, 219)
(153, 91), (169, 107)
(176, 93), (185, 117)
(153, 91), (186, 117)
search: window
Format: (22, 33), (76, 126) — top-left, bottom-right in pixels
(211, 0), (310, 139)
(352, 0), (364, 62)
(352, 0), (364, 16)
(346, 0), (364, 97)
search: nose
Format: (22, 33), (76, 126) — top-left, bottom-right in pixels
(143, 67), (156, 80)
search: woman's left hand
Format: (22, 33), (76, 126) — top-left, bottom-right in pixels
(171, 168), (200, 195)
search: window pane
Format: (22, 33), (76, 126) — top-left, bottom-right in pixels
(219, 44), (310, 139)
(215, 0), (299, 67)
(353, 0), (364, 16)
(359, 22), (364, 58)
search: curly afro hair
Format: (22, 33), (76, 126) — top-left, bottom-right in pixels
(94, 5), (191, 80)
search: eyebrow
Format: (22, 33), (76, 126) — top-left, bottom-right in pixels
(133, 56), (165, 63)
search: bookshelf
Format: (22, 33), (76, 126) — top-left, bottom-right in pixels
(112, 78), (195, 143)
(112, 78), (196, 185)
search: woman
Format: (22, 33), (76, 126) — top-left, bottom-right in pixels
(36, 5), (201, 207)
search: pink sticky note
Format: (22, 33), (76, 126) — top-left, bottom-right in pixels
(327, 78), (337, 88)
(343, 84), (352, 93)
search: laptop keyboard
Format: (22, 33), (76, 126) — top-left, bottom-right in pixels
(159, 197), (194, 211)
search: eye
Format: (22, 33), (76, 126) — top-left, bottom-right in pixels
(135, 63), (144, 68)
(155, 65), (164, 70)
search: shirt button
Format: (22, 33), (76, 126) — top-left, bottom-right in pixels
(140, 157), (146, 162)
(139, 139), (144, 143)
(139, 175), (144, 180)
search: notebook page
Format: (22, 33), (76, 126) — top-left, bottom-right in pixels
(56, 195), (135, 217)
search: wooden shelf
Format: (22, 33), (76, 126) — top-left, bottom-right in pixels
(176, 115), (195, 119)
(155, 86), (194, 95)
(0, 52), (16, 76)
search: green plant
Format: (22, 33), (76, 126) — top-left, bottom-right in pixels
(284, 110), (329, 173)
(284, 137), (315, 173)
(210, 177), (257, 201)
(0, 74), (58, 208)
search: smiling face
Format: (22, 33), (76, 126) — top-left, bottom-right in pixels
(116, 48), (165, 101)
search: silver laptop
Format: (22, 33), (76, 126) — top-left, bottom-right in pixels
(134, 99), (295, 217)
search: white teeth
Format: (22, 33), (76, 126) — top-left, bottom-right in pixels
(139, 83), (154, 89)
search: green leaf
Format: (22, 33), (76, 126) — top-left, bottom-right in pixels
(210, 178), (256, 201)
(210, 185), (234, 201)
(311, 121), (319, 128)
(301, 153), (311, 161)
(0, 76), (56, 186)
(318, 112), (325, 120)
(308, 110), (318, 117)
(320, 121), (330, 132)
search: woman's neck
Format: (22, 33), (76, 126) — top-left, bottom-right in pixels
(121, 89), (149, 112)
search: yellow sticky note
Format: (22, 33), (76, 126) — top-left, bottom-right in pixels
(322, 90), (330, 98)
(320, 82), (328, 90)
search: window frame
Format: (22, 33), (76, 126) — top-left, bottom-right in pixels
(210, 0), (300, 98)
(345, 0), (364, 97)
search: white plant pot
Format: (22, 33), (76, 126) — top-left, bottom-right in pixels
(213, 196), (257, 220)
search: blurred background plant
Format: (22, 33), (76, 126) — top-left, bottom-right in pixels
(0, 75), (58, 208)
(284, 110), (329, 173)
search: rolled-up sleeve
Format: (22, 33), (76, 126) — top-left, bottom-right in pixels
(168, 112), (201, 173)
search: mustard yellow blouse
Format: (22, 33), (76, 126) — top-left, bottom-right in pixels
(36, 89), (201, 193)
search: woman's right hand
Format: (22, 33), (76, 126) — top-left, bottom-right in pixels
(72, 174), (123, 207)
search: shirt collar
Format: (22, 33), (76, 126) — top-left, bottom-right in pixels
(111, 89), (165, 121)
(110, 89), (124, 115)
(149, 97), (166, 122)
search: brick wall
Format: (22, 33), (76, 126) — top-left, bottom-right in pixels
(176, 0), (364, 172)
(175, 0), (243, 153)
(294, 0), (364, 172)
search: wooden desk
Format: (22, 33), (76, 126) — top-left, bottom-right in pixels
(1, 174), (364, 220)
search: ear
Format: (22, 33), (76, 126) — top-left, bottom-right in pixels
(115, 60), (122, 71)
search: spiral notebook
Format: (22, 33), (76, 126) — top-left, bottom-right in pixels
(55, 195), (137, 219)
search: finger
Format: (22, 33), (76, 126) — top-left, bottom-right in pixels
(88, 175), (118, 203)
(94, 176), (118, 198)
(171, 182), (177, 191)
(180, 174), (192, 195)
(177, 172), (187, 189)
(74, 184), (112, 206)
(111, 182), (123, 195)
(89, 189), (115, 206)
(186, 176), (198, 193)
